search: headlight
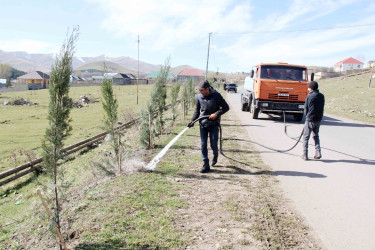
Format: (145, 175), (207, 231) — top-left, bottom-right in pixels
(298, 105), (304, 109)
(262, 103), (268, 107)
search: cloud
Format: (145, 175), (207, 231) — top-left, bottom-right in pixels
(0, 39), (57, 54)
(216, 0), (375, 71)
(220, 22), (375, 71)
(86, 0), (253, 52)
(85, 0), (375, 71)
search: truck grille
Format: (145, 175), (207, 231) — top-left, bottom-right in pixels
(269, 93), (298, 101)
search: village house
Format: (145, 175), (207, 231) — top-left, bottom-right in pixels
(16, 71), (50, 90)
(70, 75), (86, 83)
(145, 71), (175, 82)
(112, 73), (131, 85)
(334, 57), (364, 72)
(177, 69), (204, 83)
(103, 73), (118, 79)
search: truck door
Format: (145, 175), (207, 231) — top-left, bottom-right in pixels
(253, 67), (259, 98)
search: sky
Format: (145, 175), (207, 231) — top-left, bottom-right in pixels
(1, 0), (375, 73)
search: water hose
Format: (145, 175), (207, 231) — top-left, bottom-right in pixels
(192, 113), (304, 155)
(146, 113), (303, 170)
(221, 112), (304, 154)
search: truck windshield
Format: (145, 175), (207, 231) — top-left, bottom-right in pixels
(260, 65), (307, 81)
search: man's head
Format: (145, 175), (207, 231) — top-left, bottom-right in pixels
(198, 80), (211, 97)
(308, 81), (318, 92)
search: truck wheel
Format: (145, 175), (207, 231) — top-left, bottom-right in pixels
(241, 102), (248, 111)
(250, 103), (259, 119)
(294, 113), (303, 122)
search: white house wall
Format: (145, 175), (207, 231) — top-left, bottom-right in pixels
(335, 63), (363, 72)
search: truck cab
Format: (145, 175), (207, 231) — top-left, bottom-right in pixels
(241, 63), (313, 121)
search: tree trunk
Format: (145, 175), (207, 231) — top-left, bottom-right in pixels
(53, 146), (62, 250)
(148, 114), (152, 149)
(183, 100), (186, 120)
(117, 136), (121, 174)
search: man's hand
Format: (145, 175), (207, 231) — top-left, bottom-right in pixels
(209, 113), (218, 120)
(187, 121), (194, 128)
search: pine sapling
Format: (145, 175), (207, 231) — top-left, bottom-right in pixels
(101, 76), (122, 174)
(41, 26), (79, 250)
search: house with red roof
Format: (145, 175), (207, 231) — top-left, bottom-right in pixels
(16, 71), (50, 90)
(177, 68), (204, 83)
(334, 57), (364, 72)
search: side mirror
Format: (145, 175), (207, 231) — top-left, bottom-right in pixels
(250, 70), (254, 78)
(311, 73), (315, 81)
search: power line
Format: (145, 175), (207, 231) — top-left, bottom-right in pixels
(214, 22), (375, 35)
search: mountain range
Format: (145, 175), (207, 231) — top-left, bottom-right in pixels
(0, 50), (194, 75)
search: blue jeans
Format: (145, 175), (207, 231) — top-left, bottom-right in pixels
(303, 120), (321, 153)
(200, 125), (219, 162)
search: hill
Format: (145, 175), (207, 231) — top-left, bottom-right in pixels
(74, 61), (136, 75)
(170, 65), (194, 76)
(0, 50), (203, 79)
(0, 50), (164, 74)
(0, 50), (52, 72)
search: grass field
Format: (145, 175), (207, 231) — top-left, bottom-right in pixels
(0, 84), (155, 172)
(319, 72), (375, 124)
(0, 119), (189, 249)
(0, 83), (191, 248)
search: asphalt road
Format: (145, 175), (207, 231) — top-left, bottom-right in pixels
(225, 88), (375, 250)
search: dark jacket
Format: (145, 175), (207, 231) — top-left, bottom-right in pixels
(304, 90), (325, 121)
(191, 88), (230, 127)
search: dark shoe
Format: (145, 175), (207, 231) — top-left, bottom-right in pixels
(200, 161), (210, 173)
(212, 156), (218, 166)
(314, 151), (322, 159)
(301, 153), (308, 161)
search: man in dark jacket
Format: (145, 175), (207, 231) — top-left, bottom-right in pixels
(188, 80), (229, 173)
(302, 81), (325, 160)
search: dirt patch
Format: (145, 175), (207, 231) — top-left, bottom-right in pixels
(72, 95), (98, 108)
(2, 97), (38, 106)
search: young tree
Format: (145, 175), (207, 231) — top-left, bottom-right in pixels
(152, 57), (170, 135)
(181, 80), (189, 118)
(139, 57), (171, 148)
(187, 78), (196, 108)
(170, 82), (180, 126)
(101, 75), (121, 174)
(139, 101), (156, 149)
(0, 63), (12, 82)
(41, 26), (79, 250)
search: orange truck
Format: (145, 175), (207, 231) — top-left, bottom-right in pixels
(241, 62), (314, 121)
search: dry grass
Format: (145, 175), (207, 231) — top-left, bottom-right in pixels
(319, 72), (375, 124)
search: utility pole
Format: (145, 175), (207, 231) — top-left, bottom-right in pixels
(137, 35), (140, 104)
(369, 58), (375, 88)
(205, 32), (212, 80)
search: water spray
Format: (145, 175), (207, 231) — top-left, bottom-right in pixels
(145, 116), (210, 170)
